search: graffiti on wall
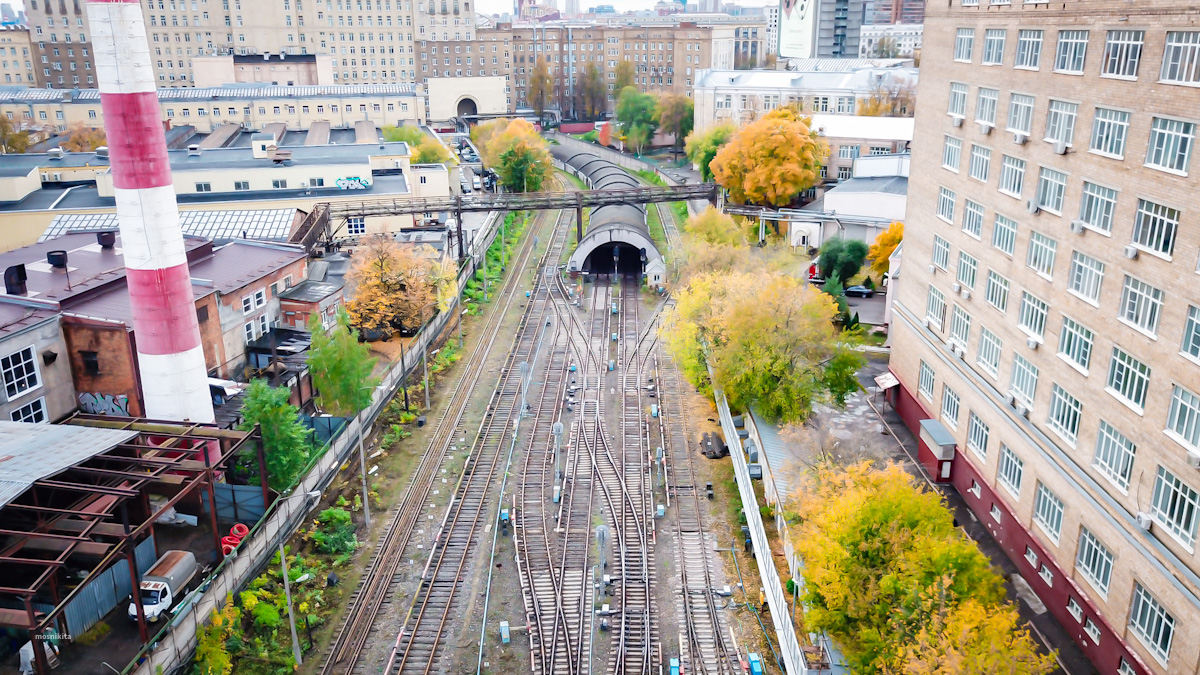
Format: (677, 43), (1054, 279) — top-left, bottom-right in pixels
(79, 392), (131, 416)
(336, 177), (369, 190)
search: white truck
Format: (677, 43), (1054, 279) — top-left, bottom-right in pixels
(128, 550), (198, 623)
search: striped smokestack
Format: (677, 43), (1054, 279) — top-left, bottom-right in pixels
(88, 0), (214, 423)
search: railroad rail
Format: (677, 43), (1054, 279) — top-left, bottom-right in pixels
(316, 206), (556, 675)
(383, 204), (573, 675)
(657, 351), (737, 675)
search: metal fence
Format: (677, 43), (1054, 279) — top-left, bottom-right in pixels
(123, 209), (502, 675)
(712, 387), (808, 675)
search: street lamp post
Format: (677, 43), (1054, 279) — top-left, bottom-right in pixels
(356, 406), (372, 527)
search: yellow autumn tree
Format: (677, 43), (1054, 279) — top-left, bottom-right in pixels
(482, 118), (553, 192)
(193, 595), (241, 675)
(345, 235), (436, 335)
(664, 269), (862, 421)
(59, 123), (106, 152)
(791, 462), (1055, 674)
(710, 107), (828, 207)
(470, 118), (510, 166)
(684, 206), (746, 246)
(867, 220), (903, 277)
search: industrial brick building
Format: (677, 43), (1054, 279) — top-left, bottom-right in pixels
(889, 2), (1200, 673)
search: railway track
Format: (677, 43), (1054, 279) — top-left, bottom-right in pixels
(657, 350), (736, 675)
(384, 205), (573, 675)
(317, 206), (556, 675)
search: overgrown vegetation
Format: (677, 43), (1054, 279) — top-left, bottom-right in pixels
(792, 463), (1056, 674)
(307, 310), (379, 417)
(683, 123), (735, 182)
(471, 119), (553, 192)
(238, 380), (313, 491)
(310, 508), (357, 554)
(462, 210), (531, 313)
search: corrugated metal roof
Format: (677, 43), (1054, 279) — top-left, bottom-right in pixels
(41, 209), (300, 243)
(0, 422), (139, 507)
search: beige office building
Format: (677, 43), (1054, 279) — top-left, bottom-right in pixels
(888, 2), (1200, 674)
(0, 26), (38, 87)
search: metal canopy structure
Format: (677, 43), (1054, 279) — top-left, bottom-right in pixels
(0, 416), (260, 674)
(291, 184), (720, 257)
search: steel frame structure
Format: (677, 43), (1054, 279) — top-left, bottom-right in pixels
(0, 415), (260, 675)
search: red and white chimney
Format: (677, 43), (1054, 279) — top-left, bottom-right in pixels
(88, 0), (214, 423)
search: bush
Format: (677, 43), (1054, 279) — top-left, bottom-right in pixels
(251, 602), (281, 629)
(311, 508), (357, 554)
(580, 130), (599, 143)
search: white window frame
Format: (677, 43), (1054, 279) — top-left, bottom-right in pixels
(1010, 353), (1039, 407)
(968, 144), (991, 182)
(997, 444), (1024, 497)
(1054, 29), (1088, 74)
(1167, 384), (1200, 452)
(1047, 384), (1082, 445)
(992, 214), (1017, 255)
(1078, 181), (1118, 232)
(998, 155), (1025, 198)
(942, 135), (962, 171)
(1181, 305), (1200, 362)
(1151, 465), (1200, 548)
(950, 305), (972, 349)
(1119, 275), (1164, 335)
(1014, 29), (1044, 69)
(985, 270), (1011, 313)
(1075, 527), (1114, 595)
(1045, 99), (1078, 146)
(962, 200), (985, 238)
(926, 285), (947, 330)
(956, 251), (978, 289)
(1032, 482), (1064, 543)
(1160, 31), (1200, 85)
(1007, 93), (1034, 135)
(941, 385), (961, 428)
(937, 186), (956, 223)
(1058, 316), (1094, 372)
(1131, 198), (1180, 258)
(1026, 231), (1057, 278)
(0, 345), (42, 401)
(1102, 30), (1144, 79)
(1090, 106), (1130, 158)
(918, 360), (935, 401)
(1094, 420), (1136, 492)
(975, 87), (998, 125)
(954, 28), (975, 62)
(982, 29), (1006, 65)
(1035, 166), (1068, 213)
(1145, 116), (1194, 175)
(932, 236), (951, 270)
(978, 327), (1003, 378)
(967, 411), (989, 458)
(1018, 292), (1049, 339)
(947, 82), (968, 118)
(1129, 583), (1174, 664)
(9, 397), (47, 423)
(1106, 346), (1151, 411)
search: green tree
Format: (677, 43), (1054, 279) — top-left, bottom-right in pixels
(873, 36), (901, 58)
(578, 63), (607, 119)
(626, 123), (650, 155)
(655, 93), (693, 150)
(529, 58), (553, 118)
(381, 124), (426, 145)
(614, 60), (636, 92)
(238, 380), (311, 491)
(499, 139), (553, 191)
(194, 595), (241, 675)
(818, 238), (870, 284)
(684, 122), (735, 182)
(0, 115), (30, 154)
(616, 86), (658, 138)
(306, 310), (380, 417)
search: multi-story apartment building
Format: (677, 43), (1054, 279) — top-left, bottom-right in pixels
(764, 5), (778, 56)
(815, 0), (864, 57)
(859, 23), (922, 58)
(889, 3), (1200, 673)
(691, 61), (917, 132)
(0, 25), (37, 86)
(868, 0), (923, 26)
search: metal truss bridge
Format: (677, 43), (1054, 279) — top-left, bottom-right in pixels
(292, 183), (720, 257)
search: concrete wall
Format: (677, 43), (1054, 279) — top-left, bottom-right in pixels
(426, 76), (509, 121)
(0, 167), (41, 205)
(0, 315), (77, 423)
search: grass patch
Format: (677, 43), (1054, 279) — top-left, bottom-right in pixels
(635, 169), (666, 186)
(670, 201), (688, 223)
(645, 203), (667, 251)
(463, 210), (530, 312)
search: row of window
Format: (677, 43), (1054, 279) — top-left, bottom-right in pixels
(952, 26), (1200, 87)
(918, 359), (1180, 664)
(947, 82), (1195, 177)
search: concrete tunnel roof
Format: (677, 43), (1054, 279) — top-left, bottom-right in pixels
(551, 145), (663, 272)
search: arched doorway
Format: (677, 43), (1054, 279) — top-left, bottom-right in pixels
(456, 97), (479, 118)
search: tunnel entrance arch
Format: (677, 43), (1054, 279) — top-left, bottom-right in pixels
(567, 225), (659, 277)
(456, 97), (479, 118)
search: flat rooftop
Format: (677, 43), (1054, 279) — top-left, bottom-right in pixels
(0, 83), (419, 105)
(0, 422), (139, 507)
(826, 175), (909, 196)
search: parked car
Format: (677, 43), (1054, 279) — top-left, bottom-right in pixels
(845, 285), (876, 298)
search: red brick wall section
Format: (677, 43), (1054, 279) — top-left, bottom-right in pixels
(62, 318), (144, 417)
(889, 368), (1153, 675)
